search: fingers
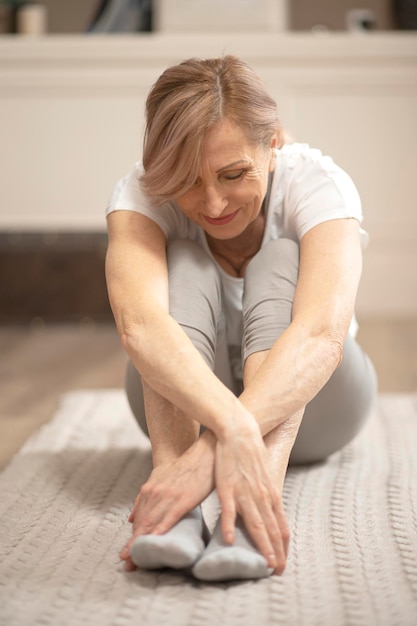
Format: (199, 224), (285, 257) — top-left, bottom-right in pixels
(121, 482), (202, 572)
(219, 495), (236, 545)
(240, 501), (286, 572)
(119, 534), (135, 561)
(277, 504), (291, 560)
(219, 484), (289, 573)
(124, 557), (137, 572)
(258, 488), (289, 569)
(119, 538), (136, 572)
(128, 493), (141, 523)
(133, 492), (190, 536)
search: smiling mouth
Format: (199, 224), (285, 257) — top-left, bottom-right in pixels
(203, 210), (239, 226)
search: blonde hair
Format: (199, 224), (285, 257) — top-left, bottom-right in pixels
(140, 55), (283, 205)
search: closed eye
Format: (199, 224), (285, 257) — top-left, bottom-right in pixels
(223, 170), (246, 181)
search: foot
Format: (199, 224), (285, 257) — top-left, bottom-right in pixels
(130, 506), (208, 570)
(192, 515), (273, 582)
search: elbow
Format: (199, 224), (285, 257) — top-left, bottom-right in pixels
(114, 302), (167, 360)
(118, 325), (149, 375)
(109, 299), (152, 352)
(114, 316), (146, 357)
(303, 313), (348, 373)
(320, 332), (344, 372)
(328, 336), (344, 369)
(120, 329), (132, 352)
(119, 323), (143, 355)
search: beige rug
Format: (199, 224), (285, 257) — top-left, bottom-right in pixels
(0, 390), (416, 626)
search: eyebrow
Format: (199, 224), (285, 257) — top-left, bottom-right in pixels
(215, 159), (251, 173)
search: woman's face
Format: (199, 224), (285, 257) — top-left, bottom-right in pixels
(175, 118), (276, 241)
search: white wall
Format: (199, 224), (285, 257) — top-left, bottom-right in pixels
(0, 33), (416, 317)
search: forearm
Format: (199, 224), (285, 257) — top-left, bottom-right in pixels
(240, 321), (342, 437)
(173, 326), (318, 484)
(121, 313), (255, 440)
(106, 213), (256, 442)
(139, 318), (341, 481)
(240, 219), (361, 437)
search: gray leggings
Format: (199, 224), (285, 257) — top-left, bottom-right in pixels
(126, 239), (378, 465)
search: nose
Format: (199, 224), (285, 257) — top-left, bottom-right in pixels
(201, 184), (227, 217)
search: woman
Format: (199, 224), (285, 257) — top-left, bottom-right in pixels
(105, 55), (377, 582)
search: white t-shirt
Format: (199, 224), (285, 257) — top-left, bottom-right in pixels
(106, 143), (367, 378)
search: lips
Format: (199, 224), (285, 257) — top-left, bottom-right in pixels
(203, 210), (239, 226)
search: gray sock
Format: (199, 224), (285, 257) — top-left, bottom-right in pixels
(130, 506), (208, 570)
(192, 515), (273, 582)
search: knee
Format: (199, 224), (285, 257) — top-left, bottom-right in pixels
(244, 239), (299, 309)
(167, 239), (222, 308)
(167, 240), (223, 367)
(167, 238), (202, 262)
(261, 237), (299, 259)
(242, 239), (300, 359)
(245, 238), (299, 283)
(167, 240), (218, 281)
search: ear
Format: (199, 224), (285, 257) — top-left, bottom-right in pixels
(269, 133), (278, 171)
(270, 133), (279, 150)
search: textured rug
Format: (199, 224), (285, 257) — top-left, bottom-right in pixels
(0, 390), (417, 626)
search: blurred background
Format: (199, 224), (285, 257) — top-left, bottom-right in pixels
(0, 0), (416, 467)
(2, 0), (416, 34)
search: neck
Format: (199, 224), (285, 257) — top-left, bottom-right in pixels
(206, 211), (265, 277)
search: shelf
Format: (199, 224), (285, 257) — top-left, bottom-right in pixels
(1, 32), (416, 94)
(1, 32), (417, 62)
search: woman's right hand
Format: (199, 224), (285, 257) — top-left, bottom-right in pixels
(132, 439), (215, 535)
(119, 430), (216, 569)
(214, 420), (290, 574)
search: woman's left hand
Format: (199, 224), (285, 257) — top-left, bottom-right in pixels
(215, 421), (290, 574)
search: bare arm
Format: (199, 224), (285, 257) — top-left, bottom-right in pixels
(105, 210), (255, 437)
(108, 210), (277, 567)
(209, 218), (363, 561)
(240, 217), (363, 430)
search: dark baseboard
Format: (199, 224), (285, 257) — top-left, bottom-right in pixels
(0, 232), (113, 323)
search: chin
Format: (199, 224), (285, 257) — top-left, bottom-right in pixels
(207, 225), (247, 241)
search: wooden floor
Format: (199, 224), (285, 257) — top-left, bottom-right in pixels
(0, 318), (416, 470)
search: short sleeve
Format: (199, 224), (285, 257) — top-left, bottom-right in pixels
(283, 147), (366, 243)
(105, 162), (189, 240)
